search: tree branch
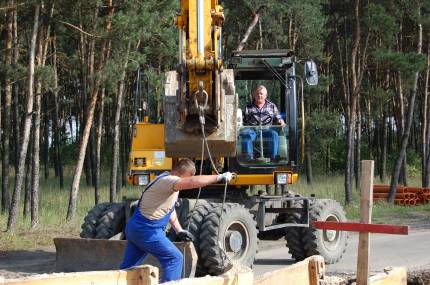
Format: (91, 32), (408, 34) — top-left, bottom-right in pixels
(236, 5), (266, 51)
(57, 19), (102, 38)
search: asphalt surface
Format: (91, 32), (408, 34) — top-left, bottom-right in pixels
(254, 229), (430, 276)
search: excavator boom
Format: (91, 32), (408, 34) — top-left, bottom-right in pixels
(164, 0), (237, 158)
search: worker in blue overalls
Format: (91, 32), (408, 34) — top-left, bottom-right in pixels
(120, 158), (233, 282)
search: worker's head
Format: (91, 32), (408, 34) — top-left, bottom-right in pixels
(172, 158), (196, 177)
(253, 85), (267, 105)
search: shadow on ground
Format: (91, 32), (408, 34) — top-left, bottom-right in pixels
(254, 258), (295, 266)
(0, 250), (55, 278)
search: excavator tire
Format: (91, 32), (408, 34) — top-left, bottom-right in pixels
(199, 203), (257, 275)
(284, 206), (307, 261)
(80, 203), (111, 238)
(95, 203), (126, 239)
(181, 200), (214, 276)
(80, 203), (126, 239)
(302, 199), (348, 264)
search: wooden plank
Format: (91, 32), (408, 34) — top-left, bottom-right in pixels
(369, 267), (407, 285)
(356, 160), (374, 285)
(312, 221), (409, 235)
(163, 271), (254, 285)
(254, 256), (324, 285)
(308, 256), (325, 285)
(3, 265), (158, 285)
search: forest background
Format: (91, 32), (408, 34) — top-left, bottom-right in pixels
(0, 0), (430, 235)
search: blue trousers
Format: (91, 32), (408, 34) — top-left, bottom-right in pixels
(120, 209), (183, 283)
(239, 128), (279, 159)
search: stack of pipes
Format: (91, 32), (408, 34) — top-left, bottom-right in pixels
(373, 185), (430, 206)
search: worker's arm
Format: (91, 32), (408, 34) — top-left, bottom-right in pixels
(173, 172), (232, 191)
(169, 210), (183, 233)
(170, 210), (194, 242)
(173, 175), (218, 191)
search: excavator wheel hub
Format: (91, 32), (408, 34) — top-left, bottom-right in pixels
(226, 230), (243, 253)
(325, 230), (337, 242)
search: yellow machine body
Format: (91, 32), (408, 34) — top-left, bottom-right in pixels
(128, 123), (172, 186)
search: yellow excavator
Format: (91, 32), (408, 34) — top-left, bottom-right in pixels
(77, 0), (348, 277)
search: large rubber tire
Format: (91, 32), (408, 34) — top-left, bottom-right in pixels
(302, 199), (348, 264)
(285, 199), (348, 264)
(80, 203), (111, 238)
(95, 203), (126, 239)
(284, 200), (307, 260)
(80, 202), (126, 239)
(181, 201), (214, 276)
(199, 204), (258, 275)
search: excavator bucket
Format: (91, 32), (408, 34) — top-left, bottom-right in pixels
(53, 238), (197, 278)
(164, 69), (238, 158)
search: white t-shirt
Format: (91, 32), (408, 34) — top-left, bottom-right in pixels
(139, 174), (180, 220)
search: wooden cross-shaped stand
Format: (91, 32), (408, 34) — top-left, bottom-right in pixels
(312, 160), (409, 285)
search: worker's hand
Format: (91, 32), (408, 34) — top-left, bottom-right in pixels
(217, 172), (233, 183)
(177, 230), (194, 242)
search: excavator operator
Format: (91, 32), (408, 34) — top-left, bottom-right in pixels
(240, 85), (286, 160)
(120, 158), (233, 282)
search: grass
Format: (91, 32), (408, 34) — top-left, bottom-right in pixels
(0, 173), (141, 251)
(295, 174), (430, 224)
(1, 172), (429, 251)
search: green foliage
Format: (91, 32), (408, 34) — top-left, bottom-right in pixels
(306, 110), (344, 173)
(363, 3), (397, 46)
(35, 65), (56, 92)
(372, 51), (427, 75)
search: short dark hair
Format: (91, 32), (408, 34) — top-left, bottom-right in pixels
(173, 158), (196, 176)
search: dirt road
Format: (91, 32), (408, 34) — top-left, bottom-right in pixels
(254, 229), (430, 276)
(1, 229), (430, 279)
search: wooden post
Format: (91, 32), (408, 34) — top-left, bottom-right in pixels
(356, 160), (374, 285)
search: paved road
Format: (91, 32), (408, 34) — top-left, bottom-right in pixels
(254, 229), (430, 276)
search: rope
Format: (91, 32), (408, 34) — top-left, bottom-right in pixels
(185, 96), (233, 271)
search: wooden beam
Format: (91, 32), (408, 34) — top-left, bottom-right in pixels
(312, 221), (409, 235)
(369, 267), (407, 285)
(356, 160), (374, 285)
(168, 270), (254, 285)
(3, 265), (158, 285)
(254, 256), (325, 285)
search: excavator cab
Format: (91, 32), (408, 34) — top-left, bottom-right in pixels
(223, 49), (318, 183)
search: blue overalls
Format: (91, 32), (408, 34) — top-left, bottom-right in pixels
(120, 173), (183, 282)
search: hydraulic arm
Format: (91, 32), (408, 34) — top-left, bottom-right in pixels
(164, 0), (237, 158)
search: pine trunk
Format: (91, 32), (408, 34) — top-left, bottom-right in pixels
(389, 22), (422, 202)
(236, 6), (266, 51)
(66, 0), (113, 221)
(110, 41), (131, 202)
(7, 5), (40, 231)
(43, 93), (49, 180)
(1, 2), (13, 214)
(94, 87), (106, 205)
(423, 32), (430, 187)
(23, 139), (33, 218)
(304, 91), (312, 184)
(380, 107), (388, 182)
(52, 35), (64, 188)
(355, 95), (361, 189)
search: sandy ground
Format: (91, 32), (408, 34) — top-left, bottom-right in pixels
(0, 247), (56, 279)
(1, 217), (430, 282)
